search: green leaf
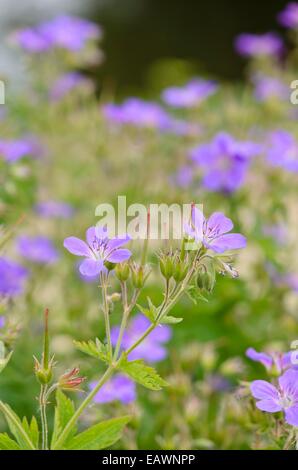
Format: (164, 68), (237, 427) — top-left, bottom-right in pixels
(0, 433), (20, 450)
(0, 402), (35, 450)
(0, 341), (13, 374)
(74, 338), (109, 363)
(21, 417), (39, 448)
(51, 390), (76, 448)
(186, 286), (209, 304)
(137, 297), (158, 323)
(65, 416), (131, 450)
(160, 315), (183, 324)
(119, 358), (168, 390)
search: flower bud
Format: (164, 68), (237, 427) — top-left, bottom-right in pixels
(34, 357), (54, 385)
(131, 263), (150, 288)
(58, 367), (86, 392)
(173, 258), (189, 283)
(115, 262), (130, 281)
(104, 261), (116, 271)
(159, 254), (174, 280)
(196, 258), (216, 293)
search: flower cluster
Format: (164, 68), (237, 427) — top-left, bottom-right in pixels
(161, 79), (218, 108)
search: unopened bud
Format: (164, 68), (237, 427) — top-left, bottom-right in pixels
(159, 254), (174, 280)
(58, 367), (85, 391)
(173, 259), (188, 283)
(131, 263), (149, 288)
(196, 258), (216, 293)
(104, 261), (116, 271)
(115, 262), (130, 281)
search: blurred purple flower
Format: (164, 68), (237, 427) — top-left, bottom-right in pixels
(262, 224), (288, 246)
(17, 236), (59, 264)
(190, 132), (260, 193)
(15, 15), (102, 53)
(235, 33), (284, 58)
(185, 207), (246, 254)
(0, 138), (43, 163)
(90, 374), (136, 404)
(252, 74), (289, 102)
(246, 348), (296, 374)
(111, 314), (171, 362)
(64, 226), (131, 277)
(250, 369), (298, 426)
(0, 317), (5, 329)
(35, 201), (74, 219)
(267, 130), (298, 172)
(162, 79), (218, 108)
(171, 165), (193, 188)
(49, 72), (94, 102)
(0, 257), (28, 297)
(278, 2), (298, 28)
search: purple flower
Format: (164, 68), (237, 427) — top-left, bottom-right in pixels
(278, 2), (298, 29)
(90, 374), (136, 404)
(0, 257), (28, 297)
(252, 74), (289, 102)
(262, 224), (288, 246)
(15, 15), (102, 53)
(250, 369), (298, 426)
(64, 226), (131, 277)
(185, 207), (247, 254)
(17, 236), (59, 264)
(49, 72), (93, 102)
(162, 79), (218, 108)
(235, 33), (284, 58)
(0, 317), (5, 329)
(267, 130), (298, 172)
(246, 348), (295, 374)
(35, 201), (74, 219)
(111, 314), (171, 362)
(0, 138), (43, 163)
(190, 132), (260, 193)
(171, 165), (193, 188)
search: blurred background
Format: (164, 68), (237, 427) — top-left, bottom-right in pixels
(0, 0), (291, 94)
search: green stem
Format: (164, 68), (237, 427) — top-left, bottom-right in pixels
(113, 286), (140, 361)
(100, 272), (112, 359)
(39, 385), (48, 450)
(51, 366), (114, 450)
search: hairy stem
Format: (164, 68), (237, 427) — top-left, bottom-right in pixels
(39, 385), (48, 450)
(100, 272), (112, 359)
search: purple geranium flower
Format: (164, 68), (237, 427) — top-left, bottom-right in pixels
(0, 137), (43, 163)
(90, 374), (136, 404)
(235, 33), (284, 58)
(250, 369), (298, 426)
(0, 317), (5, 329)
(15, 15), (101, 53)
(267, 130), (298, 172)
(252, 74), (289, 102)
(278, 2), (298, 29)
(185, 207), (246, 254)
(35, 200), (74, 219)
(246, 348), (296, 374)
(0, 257), (28, 297)
(49, 72), (94, 102)
(190, 132), (260, 193)
(111, 314), (171, 362)
(64, 226), (131, 277)
(17, 236), (59, 264)
(162, 79), (218, 108)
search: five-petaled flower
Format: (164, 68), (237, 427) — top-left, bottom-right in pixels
(250, 369), (298, 426)
(64, 226), (131, 277)
(185, 207), (246, 254)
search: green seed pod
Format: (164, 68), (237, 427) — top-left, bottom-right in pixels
(131, 265), (145, 288)
(115, 262), (130, 281)
(35, 367), (53, 385)
(159, 255), (174, 280)
(104, 261), (116, 271)
(196, 258), (216, 293)
(173, 259), (189, 283)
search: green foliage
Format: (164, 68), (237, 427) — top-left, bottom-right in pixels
(65, 416), (131, 450)
(0, 342), (13, 375)
(137, 297), (158, 323)
(74, 338), (109, 363)
(0, 402), (36, 450)
(119, 357), (168, 391)
(0, 433), (21, 450)
(51, 390), (76, 448)
(160, 315), (183, 324)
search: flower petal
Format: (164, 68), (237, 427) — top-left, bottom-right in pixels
(86, 227), (96, 246)
(107, 235), (131, 251)
(79, 258), (103, 276)
(256, 399), (282, 413)
(278, 368), (298, 395)
(107, 249), (131, 263)
(246, 348), (273, 370)
(191, 206), (204, 240)
(208, 233), (247, 253)
(207, 212), (234, 235)
(250, 380), (279, 400)
(285, 405), (298, 426)
(64, 237), (91, 257)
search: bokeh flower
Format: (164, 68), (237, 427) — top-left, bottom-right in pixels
(17, 236), (59, 264)
(190, 132), (260, 193)
(0, 257), (28, 297)
(0, 138), (43, 163)
(278, 2), (298, 29)
(162, 79), (218, 108)
(49, 72), (94, 102)
(15, 15), (102, 53)
(246, 348), (295, 374)
(35, 201), (74, 219)
(185, 207), (246, 254)
(267, 130), (298, 172)
(0, 317), (5, 329)
(250, 369), (298, 426)
(235, 33), (284, 58)
(252, 74), (289, 102)
(90, 374), (136, 404)
(64, 226), (131, 277)
(111, 314), (171, 362)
